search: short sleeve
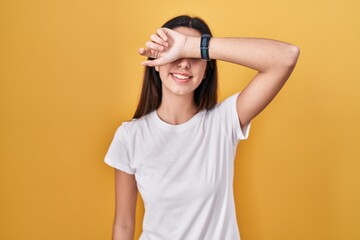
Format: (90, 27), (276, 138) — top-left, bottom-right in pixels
(104, 124), (135, 174)
(218, 92), (251, 142)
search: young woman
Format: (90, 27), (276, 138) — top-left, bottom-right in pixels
(105, 15), (299, 240)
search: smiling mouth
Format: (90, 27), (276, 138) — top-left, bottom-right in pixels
(171, 73), (192, 83)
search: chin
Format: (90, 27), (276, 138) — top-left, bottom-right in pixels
(162, 84), (195, 97)
(170, 89), (194, 96)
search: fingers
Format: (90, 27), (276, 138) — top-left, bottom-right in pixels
(145, 29), (170, 52)
(138, 47), (159, 59)
(157, 28), (168, 42)
(138, 48), (146, 55)
(142, 28), (170, 51)
(150, 33), (169, 48)
(139, 28), (172, 67)
(141, 59), (164, 67)
(139, 48), (166, 67)
(146, 41), (165, 52)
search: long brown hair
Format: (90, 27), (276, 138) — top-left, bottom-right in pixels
(133, 15), (218, 119)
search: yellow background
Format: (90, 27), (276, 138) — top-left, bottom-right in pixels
(0, 0), (359, 239)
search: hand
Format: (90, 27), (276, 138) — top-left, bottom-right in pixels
(138, 28), (189, 67)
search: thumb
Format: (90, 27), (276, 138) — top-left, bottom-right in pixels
(141, 59), (164, 67)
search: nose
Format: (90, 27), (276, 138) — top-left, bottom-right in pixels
(177, 58), (190, 69)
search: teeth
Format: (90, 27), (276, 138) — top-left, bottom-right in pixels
(172, 74), (190, 80)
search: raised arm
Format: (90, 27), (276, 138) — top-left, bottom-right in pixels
(139, 28), (300, 130)
(205, 37), (300, 130)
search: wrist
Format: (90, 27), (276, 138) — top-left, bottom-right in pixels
(200, 34), (211, 61)
(183, 36), (201, 59)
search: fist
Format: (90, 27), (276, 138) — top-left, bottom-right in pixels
(139, 28), (188, 67)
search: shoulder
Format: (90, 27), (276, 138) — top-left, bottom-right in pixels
(200, 92), (240, 126)
(116, 112), (154, 137)
(210, 92), (240, 114)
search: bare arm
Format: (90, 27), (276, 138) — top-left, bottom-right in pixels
(139, 28), (300, 130)
(113, 169), (138, 240)
(204, 37), (300, 130)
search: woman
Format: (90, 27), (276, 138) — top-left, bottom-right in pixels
(105, 15), (299, 240)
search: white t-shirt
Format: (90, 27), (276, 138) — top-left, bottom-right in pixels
(105, 92), (251, 240)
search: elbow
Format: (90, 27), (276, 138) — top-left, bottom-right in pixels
(269, 44), (300, 73)
(286, 45), (300, 69)
(270, 45), (300, 78)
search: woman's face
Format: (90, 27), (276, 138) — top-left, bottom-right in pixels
(156, 27), (207, 98)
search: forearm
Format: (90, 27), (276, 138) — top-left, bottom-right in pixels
(113, 225), (135, 240)
(185, 37), (300, 73)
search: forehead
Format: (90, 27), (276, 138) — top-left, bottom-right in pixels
(173, 27), (201, 37)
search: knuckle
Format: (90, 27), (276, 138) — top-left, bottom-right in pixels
(157, 28), (164, 35)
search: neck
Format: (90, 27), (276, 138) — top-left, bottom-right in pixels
(157, 92), (198, 125)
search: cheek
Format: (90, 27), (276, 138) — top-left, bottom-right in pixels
(195, 60), (207, 72)
(197, 64), (207, 79)
(158, 65), (172, 80)
(158, 69), (169, 81)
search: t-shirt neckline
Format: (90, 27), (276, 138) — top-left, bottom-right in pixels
(150, 109), (205, 132)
